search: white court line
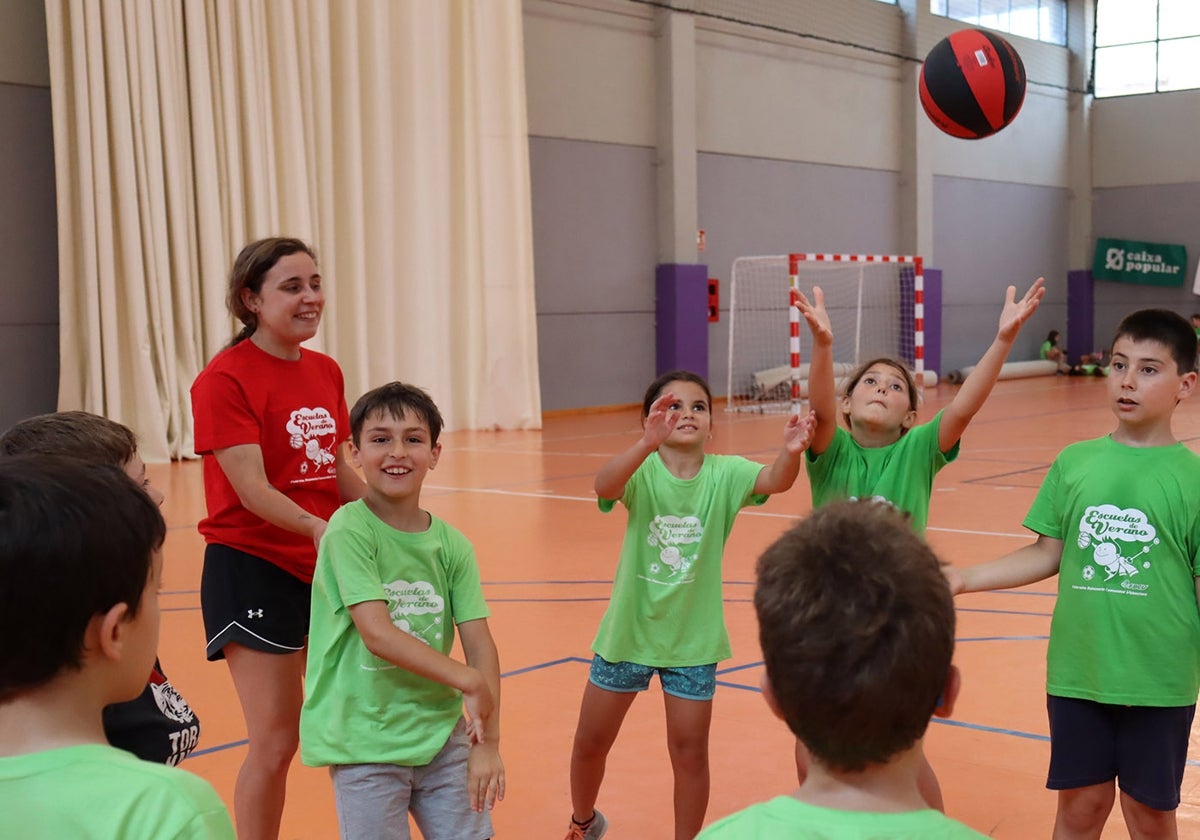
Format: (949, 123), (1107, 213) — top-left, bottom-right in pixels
(424, 484), (1032, 539)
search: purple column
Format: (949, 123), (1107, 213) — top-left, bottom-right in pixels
(923, 268), (942, 378)
(1067, 270), (1094, 365)
(656, 263), (709, 378)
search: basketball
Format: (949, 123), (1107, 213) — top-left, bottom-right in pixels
(919, 29), (1026, 139)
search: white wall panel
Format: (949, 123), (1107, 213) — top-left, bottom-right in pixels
(1092, 89), (1200, 188)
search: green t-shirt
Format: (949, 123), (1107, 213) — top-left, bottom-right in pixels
(1025, 436), (1200, 705)
(805, 410), (958, 534)
(697, 795), (987, 839)
(593, 452), (766, 667)
(1040, 340), (1053, 359)
(301, 501), (490, 766)
(0, 744), (234, 839)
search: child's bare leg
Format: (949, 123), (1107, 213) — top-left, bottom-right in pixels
(1053, 782), (1116, 840)
(224, 644), (306, 840)
(1119, 791), (1178, 840)
(664, 693), (713, 840)
(918, 754), (944, 811)
(569, 682), (637, 824)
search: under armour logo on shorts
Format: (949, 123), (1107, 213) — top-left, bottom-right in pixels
(247, 609), (264, 619)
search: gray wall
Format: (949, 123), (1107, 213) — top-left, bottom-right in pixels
(0, 1), (57, 433)
(530, 137), (658, 411)
(933, 177), (1071, 372)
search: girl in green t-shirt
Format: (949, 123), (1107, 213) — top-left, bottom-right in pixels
(562, 369), (815, 840)
(794, 277), (1046, 810)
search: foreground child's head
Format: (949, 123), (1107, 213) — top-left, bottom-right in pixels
(1107, 310), (1198, 425)
(754, 500), (956, 772)
(0, 411), (163, 506)
(839, 358), (919, 436)
(0, 455), (166, 702)
(641, 370), (714, 448)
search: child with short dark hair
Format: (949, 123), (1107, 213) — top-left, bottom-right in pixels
(0, 411), (200, 765)
(948, 308), (1200, 838)
(698, 500), (984, 838)
(0, 455), (233, 838)
(300, 382), (503, 840)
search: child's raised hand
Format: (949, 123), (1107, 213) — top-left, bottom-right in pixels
(795, 286), (833, 347)
(641, 392), (681, 448)
(997, 277), (1046, 341)
(783, 409), (818, 454)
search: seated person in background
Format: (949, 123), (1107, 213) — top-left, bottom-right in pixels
(0, 411), (200, 765)
(1041, 330), (1072, 374)
(0, 456), (234, 839)
(697, 500), (985, 839)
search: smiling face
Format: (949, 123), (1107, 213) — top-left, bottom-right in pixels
(841, 361), (917, 437)
(657, 379), (712, 449)
(1107, 336), (1196, 434)
(351, 408), (442, 503)
(241, 251), (325, 358)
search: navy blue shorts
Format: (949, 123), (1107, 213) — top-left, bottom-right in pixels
(200, 543), (311, 661)
(588, 654), (716, 701)
(1046, 694), (1195, 811)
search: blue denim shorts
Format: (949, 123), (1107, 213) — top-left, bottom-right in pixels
(588, 654), (717, 701)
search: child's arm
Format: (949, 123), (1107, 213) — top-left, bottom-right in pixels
(594, 392), (680, 499)
(944, 533), (1063, 595)
(795, 287), (838, 455)
(347, 600), (494, 729)
(938, 277), (1045, 452)
(753, 410), (817, 494)
(459, 618), (505, 813)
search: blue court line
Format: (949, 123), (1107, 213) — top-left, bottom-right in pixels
(182, 655), (1200, 769)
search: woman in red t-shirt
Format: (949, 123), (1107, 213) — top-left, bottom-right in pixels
(191, 238), (364, 840)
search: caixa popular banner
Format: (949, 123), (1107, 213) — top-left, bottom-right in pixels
(1093, 238), (1187, 286)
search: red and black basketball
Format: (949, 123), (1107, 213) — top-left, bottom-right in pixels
(919, 29), (1026, 140)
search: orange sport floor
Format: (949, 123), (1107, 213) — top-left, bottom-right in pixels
(151, 374), (1200, 838)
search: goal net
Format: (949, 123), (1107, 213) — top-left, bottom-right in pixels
(725, 254), (923, 413)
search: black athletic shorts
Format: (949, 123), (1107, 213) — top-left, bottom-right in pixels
(201, 543), (311, 661)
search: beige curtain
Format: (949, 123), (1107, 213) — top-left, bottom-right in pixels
(46, 0), (541, 462)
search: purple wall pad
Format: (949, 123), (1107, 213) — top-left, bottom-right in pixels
(656, 263), (709, 379)
(923, 268), (943, 378)
(1067, 270), (1094, 365)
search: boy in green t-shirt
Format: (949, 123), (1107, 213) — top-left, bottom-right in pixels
(300, 382), (503, 839)
(0, 456), (234, 840)
(698, 500), (984, 839)
(949, 308), (1200, 839)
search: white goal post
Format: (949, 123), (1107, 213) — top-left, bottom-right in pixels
(725, 253), (925, 413)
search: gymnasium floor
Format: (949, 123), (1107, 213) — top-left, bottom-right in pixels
(152, 373), (1200, 838)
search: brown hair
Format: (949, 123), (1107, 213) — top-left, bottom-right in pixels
(640, 369), (713, 419)
(0, 411), (137, 467)
(754, 500), (954, 772)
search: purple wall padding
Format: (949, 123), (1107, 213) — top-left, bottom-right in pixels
(1067, 270), (1094, 365)
(923, 268), (943, 378)
(656, 263), (709, 378)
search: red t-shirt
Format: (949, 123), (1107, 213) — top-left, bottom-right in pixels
(191, 340), (350, 582)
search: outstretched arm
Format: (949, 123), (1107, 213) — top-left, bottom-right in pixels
(795, 287), (838, 455)
(939, 277), (1045, 452)
(944, 533), (1063, 595)
(753, 410), (817, 494)
(594, 392), (679, 499)
(460, 618), (505, 813)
